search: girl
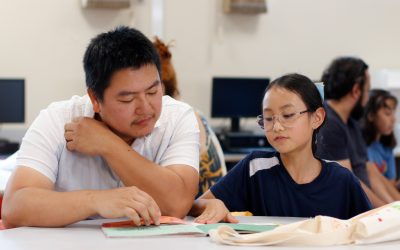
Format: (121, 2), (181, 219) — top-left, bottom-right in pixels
(190, 73), (372, 223)
(362, 89), (399, 185)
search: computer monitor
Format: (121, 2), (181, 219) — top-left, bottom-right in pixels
(0, 79), (25, 123)
(211, 77), (269, 132)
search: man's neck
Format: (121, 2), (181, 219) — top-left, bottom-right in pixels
(327, 99), (352, 123)
(94, 113), (135, 145)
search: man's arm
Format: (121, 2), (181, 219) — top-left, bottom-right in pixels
(367, 162), (400, 201)
(337, 160), (385, 208)
(101, 141), (199, 218)
(64, 117), (199, 218)
(2, 166), (161, 228)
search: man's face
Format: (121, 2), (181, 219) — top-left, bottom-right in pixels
(90, 64), (163, 143)
(360, 70), (371, 107)
(351, 70), (371, 120)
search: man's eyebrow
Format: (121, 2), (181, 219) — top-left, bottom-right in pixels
(146, 80), (161, 90)
(117, 80), (160, 96)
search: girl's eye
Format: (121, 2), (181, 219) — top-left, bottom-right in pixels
(383, 109), (393, 116)
(147, 91), (157, 95)
(282, 113), (295, 119)
(264, 117), (274, 122)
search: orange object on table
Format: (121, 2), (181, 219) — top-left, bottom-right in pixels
(0, 194), (3, 219)
(102, 216), (186, 228)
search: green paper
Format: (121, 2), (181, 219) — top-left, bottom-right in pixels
(103, 224), (206, 237)
(197, 223), (277, 234)
(102, 223), (277, 238)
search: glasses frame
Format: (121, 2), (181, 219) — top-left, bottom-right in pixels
(257, 109), (310, 131)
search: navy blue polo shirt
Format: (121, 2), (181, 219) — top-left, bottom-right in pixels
(210, 151), (371, 219)
(316, 102), (370, 187)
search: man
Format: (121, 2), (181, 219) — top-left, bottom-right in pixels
(1, 27), (200, 228)
(316, 56), (400, 208)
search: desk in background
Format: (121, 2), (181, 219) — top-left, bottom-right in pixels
(215, 131), (273, 171)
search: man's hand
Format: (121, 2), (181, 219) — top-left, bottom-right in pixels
(64, 117), (117, 156)
(193, 199), (238, 224)
(91, 186), (161, 226)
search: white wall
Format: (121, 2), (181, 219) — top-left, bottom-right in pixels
(162, 0), (400, 128)
(0, 0), (151, 140)
(1, 0), (400, 139)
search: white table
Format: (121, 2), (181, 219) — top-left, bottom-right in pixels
(1, 216), (400, 250)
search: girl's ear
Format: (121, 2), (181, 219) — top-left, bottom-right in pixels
(312, 107), (326, 130)
(367, 112), (374, 122)
(88, 89), (101, 113)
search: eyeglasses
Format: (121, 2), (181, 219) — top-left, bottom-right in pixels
(257, 110), (310, 131)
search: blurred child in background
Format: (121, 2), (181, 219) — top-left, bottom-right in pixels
(362, 89), (400, 187)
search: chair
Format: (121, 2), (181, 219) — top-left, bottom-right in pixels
(0, 193), (4, 229)
(197, 113), (227, 198)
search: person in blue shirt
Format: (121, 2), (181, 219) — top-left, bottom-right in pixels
(189, 73), (372, 223)
(361, 89), (399, 185)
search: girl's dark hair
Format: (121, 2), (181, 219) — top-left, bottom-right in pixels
(264, 73), (326, 156)
(361, 89), (397, 148)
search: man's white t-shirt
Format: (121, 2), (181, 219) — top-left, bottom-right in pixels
(16, 95), (200, 191)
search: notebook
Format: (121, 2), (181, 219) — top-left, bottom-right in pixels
(101, 216), (278, 238)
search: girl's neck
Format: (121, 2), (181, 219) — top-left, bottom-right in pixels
(280, 142), (322, 184)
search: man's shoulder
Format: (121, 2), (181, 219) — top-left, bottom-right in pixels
(321, 159), (355, 179)
(320, 107), (347, 135)
(161, 95), (192, 110)
(45, 95), (91, 113)
(324, 107), (345, 127)
(29, 95), (93, 131)
(159, 96), (194, 121)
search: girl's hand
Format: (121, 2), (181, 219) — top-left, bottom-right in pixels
(194, 199), (238, 224)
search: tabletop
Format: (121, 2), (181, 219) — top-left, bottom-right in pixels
(1, 216), (400, 250)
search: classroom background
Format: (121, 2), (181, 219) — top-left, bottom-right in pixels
(1, 0), (400, 150)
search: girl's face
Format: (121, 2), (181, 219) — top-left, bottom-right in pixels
(262, 87), (324, 154)
(372, 99), (397, 136)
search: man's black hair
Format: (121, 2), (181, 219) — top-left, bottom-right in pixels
(83, 26), (161, 100)
(321, 57), (368, 100)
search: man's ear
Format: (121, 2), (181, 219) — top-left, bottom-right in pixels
(351, 83), (362, 100)
(160, 82), (165, 95)
(88, 89), (101, 113)
(312, 107), (326, 130)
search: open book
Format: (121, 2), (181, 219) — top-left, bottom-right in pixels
(101, 216), (278, 238)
